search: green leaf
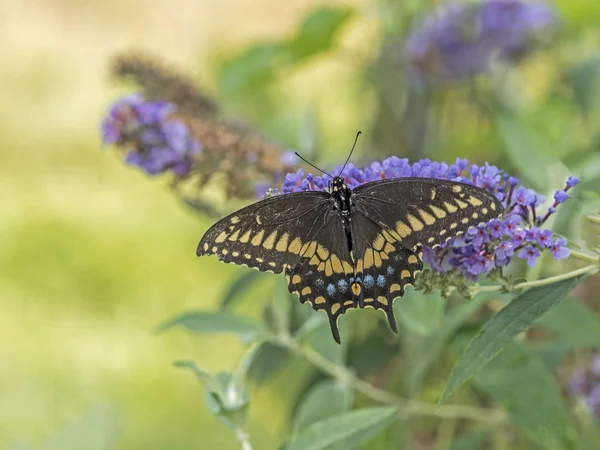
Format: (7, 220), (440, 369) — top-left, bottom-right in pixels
(567, 55), (600, 115)
(496, 115), (555, 192)
(286, 6), (354, 62)
(271, 276), (292, 333)
(218, 42), (290, 94)
(293, 380), (353, 433)
(537, 300), (600, 347)
(532, 340), (573, 369)
(156, 311), (265, 343)
(395, 290), (444, 336)
(441, 275), (585, 403)
(306, 317), (348, 364)
(247, 342), (289, 384)
(448, 429), (488, 450)
(175, 358), (252, 425)
(474, 343), (575, 448)
(220, 271), (266, 310)
(174, 360), (223, 414)
(283, 407), (397, 450)
(230, 343), (261, 407)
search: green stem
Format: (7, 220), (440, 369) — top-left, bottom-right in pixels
(270, 335), (506, 424)
(475, 264), (599, 294)
(569, 249), (600, 264)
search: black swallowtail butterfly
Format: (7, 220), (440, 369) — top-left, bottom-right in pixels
(197, 150), (503, 343)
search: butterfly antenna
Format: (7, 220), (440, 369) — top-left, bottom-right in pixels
(294, 152), (333, 178)
(340, 131), (362, 174)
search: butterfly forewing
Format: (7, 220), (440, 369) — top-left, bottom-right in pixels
(353, 178), (503, 250)
(197, 191), (330, 273)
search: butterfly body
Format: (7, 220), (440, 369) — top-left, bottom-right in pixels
(197, 176), (503, 343)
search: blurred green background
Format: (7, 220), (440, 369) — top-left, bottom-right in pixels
(0, 0), (347, 448)
(1, 0), (600, 449)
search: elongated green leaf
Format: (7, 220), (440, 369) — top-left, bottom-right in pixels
(474, 343), (575, 448)
(306, 318), (348, 364)
(218, 42), (289, 94)
(230, 343), (261, 408)
(532, 340), (573, 369)
(220, 271), (266, 310)
(272, 277), (292, 333)
(395, 290), (444, 336)
(283, 407), (397, 450)
(496, 115), (554, 192)
(247, 342), (289, 384)
(441, 275), (585, 403)
(537, 299), (600, 347)
(293, 380), (353, 433)
(156, 311), (265, 343)
(286, 6), (354, 62)
(567, 55), (600, 115)
(174, 360), (223, 414)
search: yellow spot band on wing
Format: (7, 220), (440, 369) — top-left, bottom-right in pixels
(262, 231), (277, 249)
(251, 230), (264, 246)
(407, 214), (424, 231)
(430, 205), (446, 218)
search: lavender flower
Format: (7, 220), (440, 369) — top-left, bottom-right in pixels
(101, 94), (201, 177)
(405, 0), (557, 82)
(280, 156), (575, 280)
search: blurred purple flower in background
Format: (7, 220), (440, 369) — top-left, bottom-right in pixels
(570, 354), (600, 419)
(280, 156), (577, 279)
(101, 94), (201, 177)
(406, 0), (557, 81)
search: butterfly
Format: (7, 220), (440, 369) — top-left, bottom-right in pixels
(197, 141), (503, 343)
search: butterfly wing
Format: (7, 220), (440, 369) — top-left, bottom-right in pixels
(349, 207), (423, 332)
(285, 206), (356, 344)
(197, 191), (331, 273)
(349, 178), (503, 330)
(352, 178), (503, 250)
(197, 191), (356, 343)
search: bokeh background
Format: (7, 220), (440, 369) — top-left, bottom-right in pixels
(1, 0), (600, 449)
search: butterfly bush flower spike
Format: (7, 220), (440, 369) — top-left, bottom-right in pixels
(281, 157), (576, 284)
(101, 93), (201, 177)
(405, 0), (557, 82)
(570, 354), (600, 419)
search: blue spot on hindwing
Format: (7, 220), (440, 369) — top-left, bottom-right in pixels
(327, 283), (336, 297)
(315, 278), (325, 288)
(386, 265), (394, 275)
(364, 275), (375, 289)
(337, 279), (349, 293)
(377, 274), (386, 288)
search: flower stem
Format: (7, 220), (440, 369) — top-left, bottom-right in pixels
(269, 335), (506, 424)
(569, 249), (600, 264)
(476, 264), (599, 294)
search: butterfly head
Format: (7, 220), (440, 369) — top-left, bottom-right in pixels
(330, 176), (348, 193)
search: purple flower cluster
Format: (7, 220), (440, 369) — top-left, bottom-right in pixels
(101, 93), (201, 176)
(570, 355), (600, 419)
(281, 157), (577, 279)
(406, 0), (556, 82)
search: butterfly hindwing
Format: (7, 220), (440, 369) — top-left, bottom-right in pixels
(197, 191), (330, 273)
(349, 207), (424, 331)
(285, 207), (356, 343)
(353, 178), (503, 250)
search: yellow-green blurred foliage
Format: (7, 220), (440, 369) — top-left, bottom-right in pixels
(0, 1), (361, 448)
